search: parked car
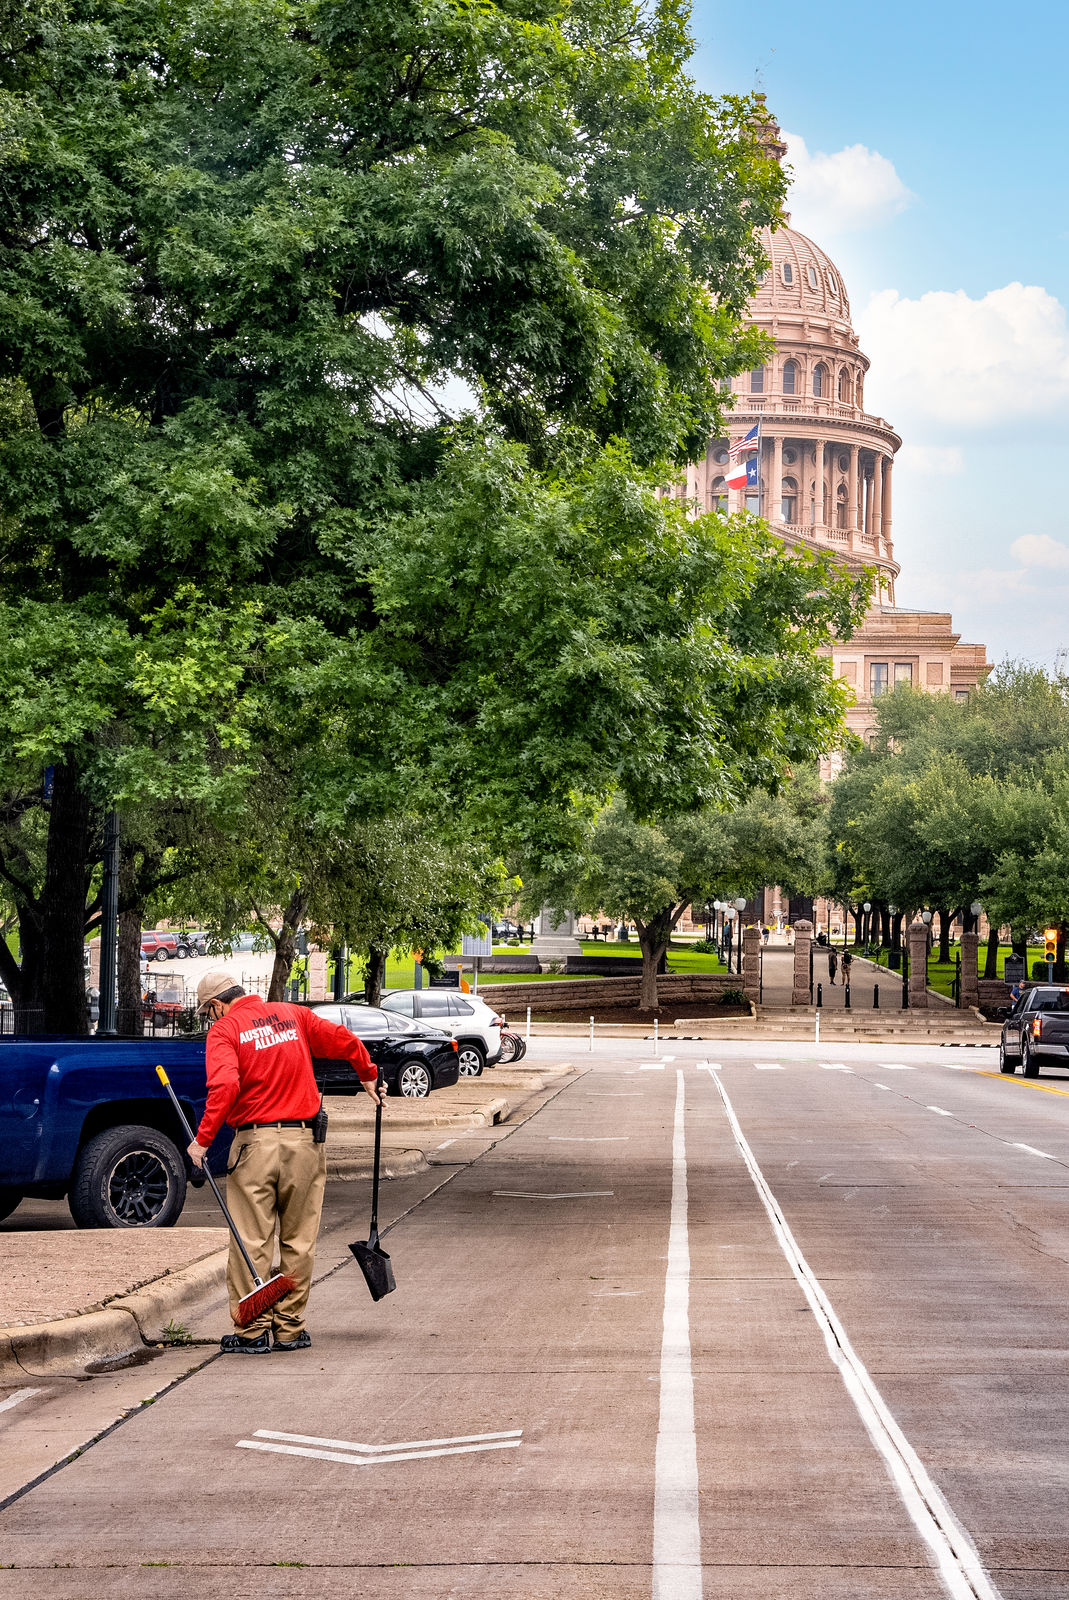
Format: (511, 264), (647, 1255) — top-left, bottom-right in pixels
(379, 990), (504, 1076)
(0, 1035), (227, 1228)
(999, 986), (1069, 1076)
(174, 931), (208, 958)
(304, 1002), (459, 1098)
(140, 930), (178, 963)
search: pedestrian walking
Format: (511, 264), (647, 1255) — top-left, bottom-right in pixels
(841, 949), (853, 982)
(828, 948), (839, 985)
(186, 970), (385, 1355)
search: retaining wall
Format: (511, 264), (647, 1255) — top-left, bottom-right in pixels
(478, 973), (739, 1013)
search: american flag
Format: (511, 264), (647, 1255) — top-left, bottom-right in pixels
(728, 424), (760, 463)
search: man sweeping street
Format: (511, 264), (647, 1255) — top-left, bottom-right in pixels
(186, 971), (385, 1354)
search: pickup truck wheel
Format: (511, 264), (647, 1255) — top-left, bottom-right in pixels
(68, 1125), (186, 1228)
(0, 1187), (23, 1222)
(999, 1039), (1016, 1074)
(1022, 1039), (1040, 1078)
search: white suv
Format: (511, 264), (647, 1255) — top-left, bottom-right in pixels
(380, 990), (504, 1076)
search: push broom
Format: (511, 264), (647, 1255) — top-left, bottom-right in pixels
(155, 1065), (295, 1327)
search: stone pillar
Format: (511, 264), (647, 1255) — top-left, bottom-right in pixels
(847, 445), (859, 532)
(792, 919), (813, 1007)
(908, 921), (929, 1008)
(88, 938), (101, 989)
(882, 458), (893, 541)
(816, 440), (827, 525)
(307, 949), (329, 1001)
(810, 440), (821, 526)
(871, 455), (883, 538)
(742, 925), (761, 1006)
(960, 931), (979, 1009)
(771, 434), (783, 523)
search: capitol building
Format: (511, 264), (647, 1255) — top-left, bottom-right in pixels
(682, 112), (990, 739)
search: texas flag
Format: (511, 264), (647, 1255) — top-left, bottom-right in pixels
(725, 454), (759, 492)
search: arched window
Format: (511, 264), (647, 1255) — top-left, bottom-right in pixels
(838, 366), (852, 403)
(780, 477), (798, 524)
(806, 265), (819, 290)
(750, 367), (765, 394)
(711, 475), (727, 513)
(812, 364), (826, 398)
(855, 375), (863, 409)
(782, 359), (797, 395)
(781, 261), (794, 285)
(836, 483), (848, 530)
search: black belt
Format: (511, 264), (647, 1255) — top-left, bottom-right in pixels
(235, 1118), (315, 1132)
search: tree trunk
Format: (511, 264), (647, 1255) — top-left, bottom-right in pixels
(982, 927), (999, 980)
(636, 910), (673, 1011)
(116, 906), (143, 1036)
(14, 763), (93, 1034)
(364, 946), (387, 1008)
(266, 890), (305, 1002)
(938, 908), (952, 966)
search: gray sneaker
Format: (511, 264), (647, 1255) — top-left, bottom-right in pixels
(220, 1331), (271, 1354)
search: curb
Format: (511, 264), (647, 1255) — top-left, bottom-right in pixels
(326, 1147), (429, 1181)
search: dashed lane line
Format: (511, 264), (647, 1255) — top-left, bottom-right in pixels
(701, 1065), (1003, 1600)
(927, 1106), (953, 1116)
(1013, 1143), (1057, 1160)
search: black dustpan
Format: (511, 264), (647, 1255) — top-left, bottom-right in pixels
(350, 1074), (396, 1301)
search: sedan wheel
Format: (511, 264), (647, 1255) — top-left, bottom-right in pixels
(999, 1038), (1016, 1074)
(1022, 1038), (1040, 1078)
(397, 1060), (431, 1098)
(457, 1044), (484, 1077)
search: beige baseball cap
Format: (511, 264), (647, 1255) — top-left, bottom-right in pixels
(195, 970), (239, 1014)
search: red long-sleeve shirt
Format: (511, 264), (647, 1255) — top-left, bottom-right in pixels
(196, 996), (376, 1147)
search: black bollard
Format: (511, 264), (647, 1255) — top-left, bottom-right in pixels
(816, 981), (823, 1008)
(901, 977), (909, 1010)
(844, 982), (851, 1009)
(873, 984), (879, 1009)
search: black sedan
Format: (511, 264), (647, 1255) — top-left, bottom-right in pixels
(999, 985), (1069, 1076)
(303, 1002), (459, 1098)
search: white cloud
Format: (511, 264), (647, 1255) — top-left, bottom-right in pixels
(1010, 533), (1069, 570)
(895, 444), (964, 476)
(782, 132), (912, 236)
(859, 282), (1069, 426)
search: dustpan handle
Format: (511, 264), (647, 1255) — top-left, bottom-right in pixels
(369, 1068), (383, 1246)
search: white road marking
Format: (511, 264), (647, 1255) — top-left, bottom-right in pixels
(436, 1139), (456, 1150)
(754, 1062), (783, 1070)
(652, 1068), (702, 1600)
(820, 1063), (850, 1071)
(927, 1106), (953, 1116)
(548, 1135), (629, 1142)
(640, 1063), (666, 1071)
(1013, 1143), (1057, 1160)
(879, 1064), (913, 1070)
(694, 1061), (721, 1071)
(703, 1066), (1003, 1600)
(874, 1084), (892, 1091)
(0, 1387), (43, 1417)
(254, 1426), (521, 1454)
(491, 1190), (614, 1199)
(238, 1438), (521, 1468)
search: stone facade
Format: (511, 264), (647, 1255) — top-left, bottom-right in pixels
(678, 105), (990, 738)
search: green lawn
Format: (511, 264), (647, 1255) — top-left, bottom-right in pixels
(374, 938), (728, 990)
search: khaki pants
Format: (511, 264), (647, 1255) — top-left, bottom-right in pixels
(225, 1125), (326, 1337)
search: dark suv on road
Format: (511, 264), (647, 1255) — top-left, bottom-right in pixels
(999, 985), (1069, 1076)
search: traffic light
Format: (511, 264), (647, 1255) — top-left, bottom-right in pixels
(1045, 928), (1058, 962)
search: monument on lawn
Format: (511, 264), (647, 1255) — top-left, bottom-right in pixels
(532, 907), (583, 969)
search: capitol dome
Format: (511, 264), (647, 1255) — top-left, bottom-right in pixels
(752, 225), (852, 328)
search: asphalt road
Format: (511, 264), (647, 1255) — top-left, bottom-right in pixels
(2, 1039), (1068, 1599)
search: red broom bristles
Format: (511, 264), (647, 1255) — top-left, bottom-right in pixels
(235, 1272), (297, 1327)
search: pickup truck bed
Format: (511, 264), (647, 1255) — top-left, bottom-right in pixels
(0, 1035), (229, 1228)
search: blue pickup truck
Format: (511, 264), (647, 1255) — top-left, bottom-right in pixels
(0, 1035), (230, 1228)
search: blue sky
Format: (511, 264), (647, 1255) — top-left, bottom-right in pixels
(690, 1), (1069, 669)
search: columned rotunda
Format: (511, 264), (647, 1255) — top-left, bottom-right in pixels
(683, 114), (990, 739)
